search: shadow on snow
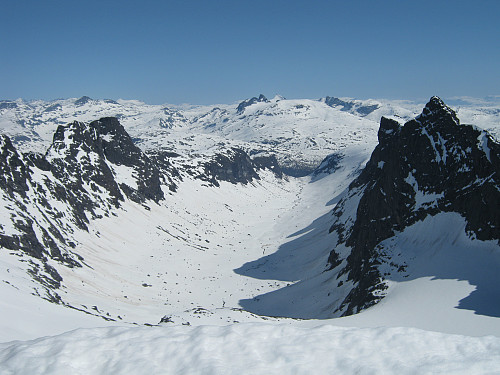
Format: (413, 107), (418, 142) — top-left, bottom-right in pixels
(235, 207), (500, 319)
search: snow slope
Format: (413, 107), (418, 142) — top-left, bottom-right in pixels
(1, 95), (500, 373)
(2, 324), (500, 375)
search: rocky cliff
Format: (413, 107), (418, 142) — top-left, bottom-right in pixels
(327, 97), (499, 315)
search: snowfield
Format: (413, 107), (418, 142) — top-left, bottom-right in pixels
(2, 168), (500, 374)
(1, 95), (500, 374)
(2, 324), (500, 375)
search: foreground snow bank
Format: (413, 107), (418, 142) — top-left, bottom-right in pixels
(1, 324), (500, 374)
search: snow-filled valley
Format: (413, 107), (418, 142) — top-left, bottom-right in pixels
(0, 95), (500, 374)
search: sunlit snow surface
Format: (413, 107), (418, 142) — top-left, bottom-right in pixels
(2, 167), (500, 373)
(2, 325), (500, 375)
(1, 96), (500, 373)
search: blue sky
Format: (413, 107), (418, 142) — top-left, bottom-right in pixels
(1, 0), (499, 104)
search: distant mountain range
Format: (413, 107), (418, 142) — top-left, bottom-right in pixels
(1, 95), (499, 174)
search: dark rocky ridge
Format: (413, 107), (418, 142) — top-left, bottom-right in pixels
(327, 97), (500, 316)
(0, 117), (172, 303)
(146, 149), (181, 192)
(46, 118), (164, 228)
(197, 148), (282, 187)
(0, 135), (31, 198)
(92, 117), (164, 203)
(313, 153), (344, 177)
(237, 94), (269, 115)
(324, 96), (380, 116)
(252, 154), (283, 179)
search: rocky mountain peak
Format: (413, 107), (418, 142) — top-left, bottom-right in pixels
(47, 121), (99, 161)
(236, 94), (269, 114)
(415, 95), (460, 127)
(90, 117), (144, 167)
(377, 117), (401, 144)
(74, 96), (93, 106)
(327, 97), (500, 316)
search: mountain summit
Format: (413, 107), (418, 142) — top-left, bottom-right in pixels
(327, 96), (499, 315)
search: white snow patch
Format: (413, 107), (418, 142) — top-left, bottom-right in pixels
(110, 163), (138, 190)
(405, 171), (443, 209)
(477, 132), (492, 162)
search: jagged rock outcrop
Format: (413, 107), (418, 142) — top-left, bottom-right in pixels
(252, 154), (283, 179)
(0, 117), (172, 301)
(198, 148), (260, 187)
(236, 94), (269, 114)
(146, 150), (180, 192)
(46, 120), (124, 228)
(324, 96), (379, 116)
(313, 153), (343, 177)
(194, 148), (283, 187)
(0, 135), (31, 198)
(45, 118), (164, 228)
(327, 97), (500, 316)
(91, 117), (164, 203)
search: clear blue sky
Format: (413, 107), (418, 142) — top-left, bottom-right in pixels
(1, 0), (499, 104)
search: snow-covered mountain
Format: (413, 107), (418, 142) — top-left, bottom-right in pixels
(330, 97), (499, 315)
(2, 94), (499, 175)
(0, 94), (383, 176)
(0, 114), (289, 324)
(0, 94), (500, 373)
(237, 97), (500, 322)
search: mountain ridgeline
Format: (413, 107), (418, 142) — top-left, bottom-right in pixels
(0, 117), (278, 303)
(327, 96), (499, 316)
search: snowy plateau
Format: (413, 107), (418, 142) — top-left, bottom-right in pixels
(0, 94), (499, 374)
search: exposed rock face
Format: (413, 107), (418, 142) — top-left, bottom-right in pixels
(199, 148), (260, 187)
(146, 150), (180, 192)
(194, 148), (283, 187)
(252, 154), (283, 179)
(46, 120), (124, 228)
(0, 117), (169, 301)
(45, 118), (164, 227)
(328, 97), (500, 316)
(313, 153), (343, 177)
(91, 117), (164, 203)
(0, 135), (30, 198)
(324, 96), (379, 116)
(0, 135), (57, 262)
(236, 94), (269, 114)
